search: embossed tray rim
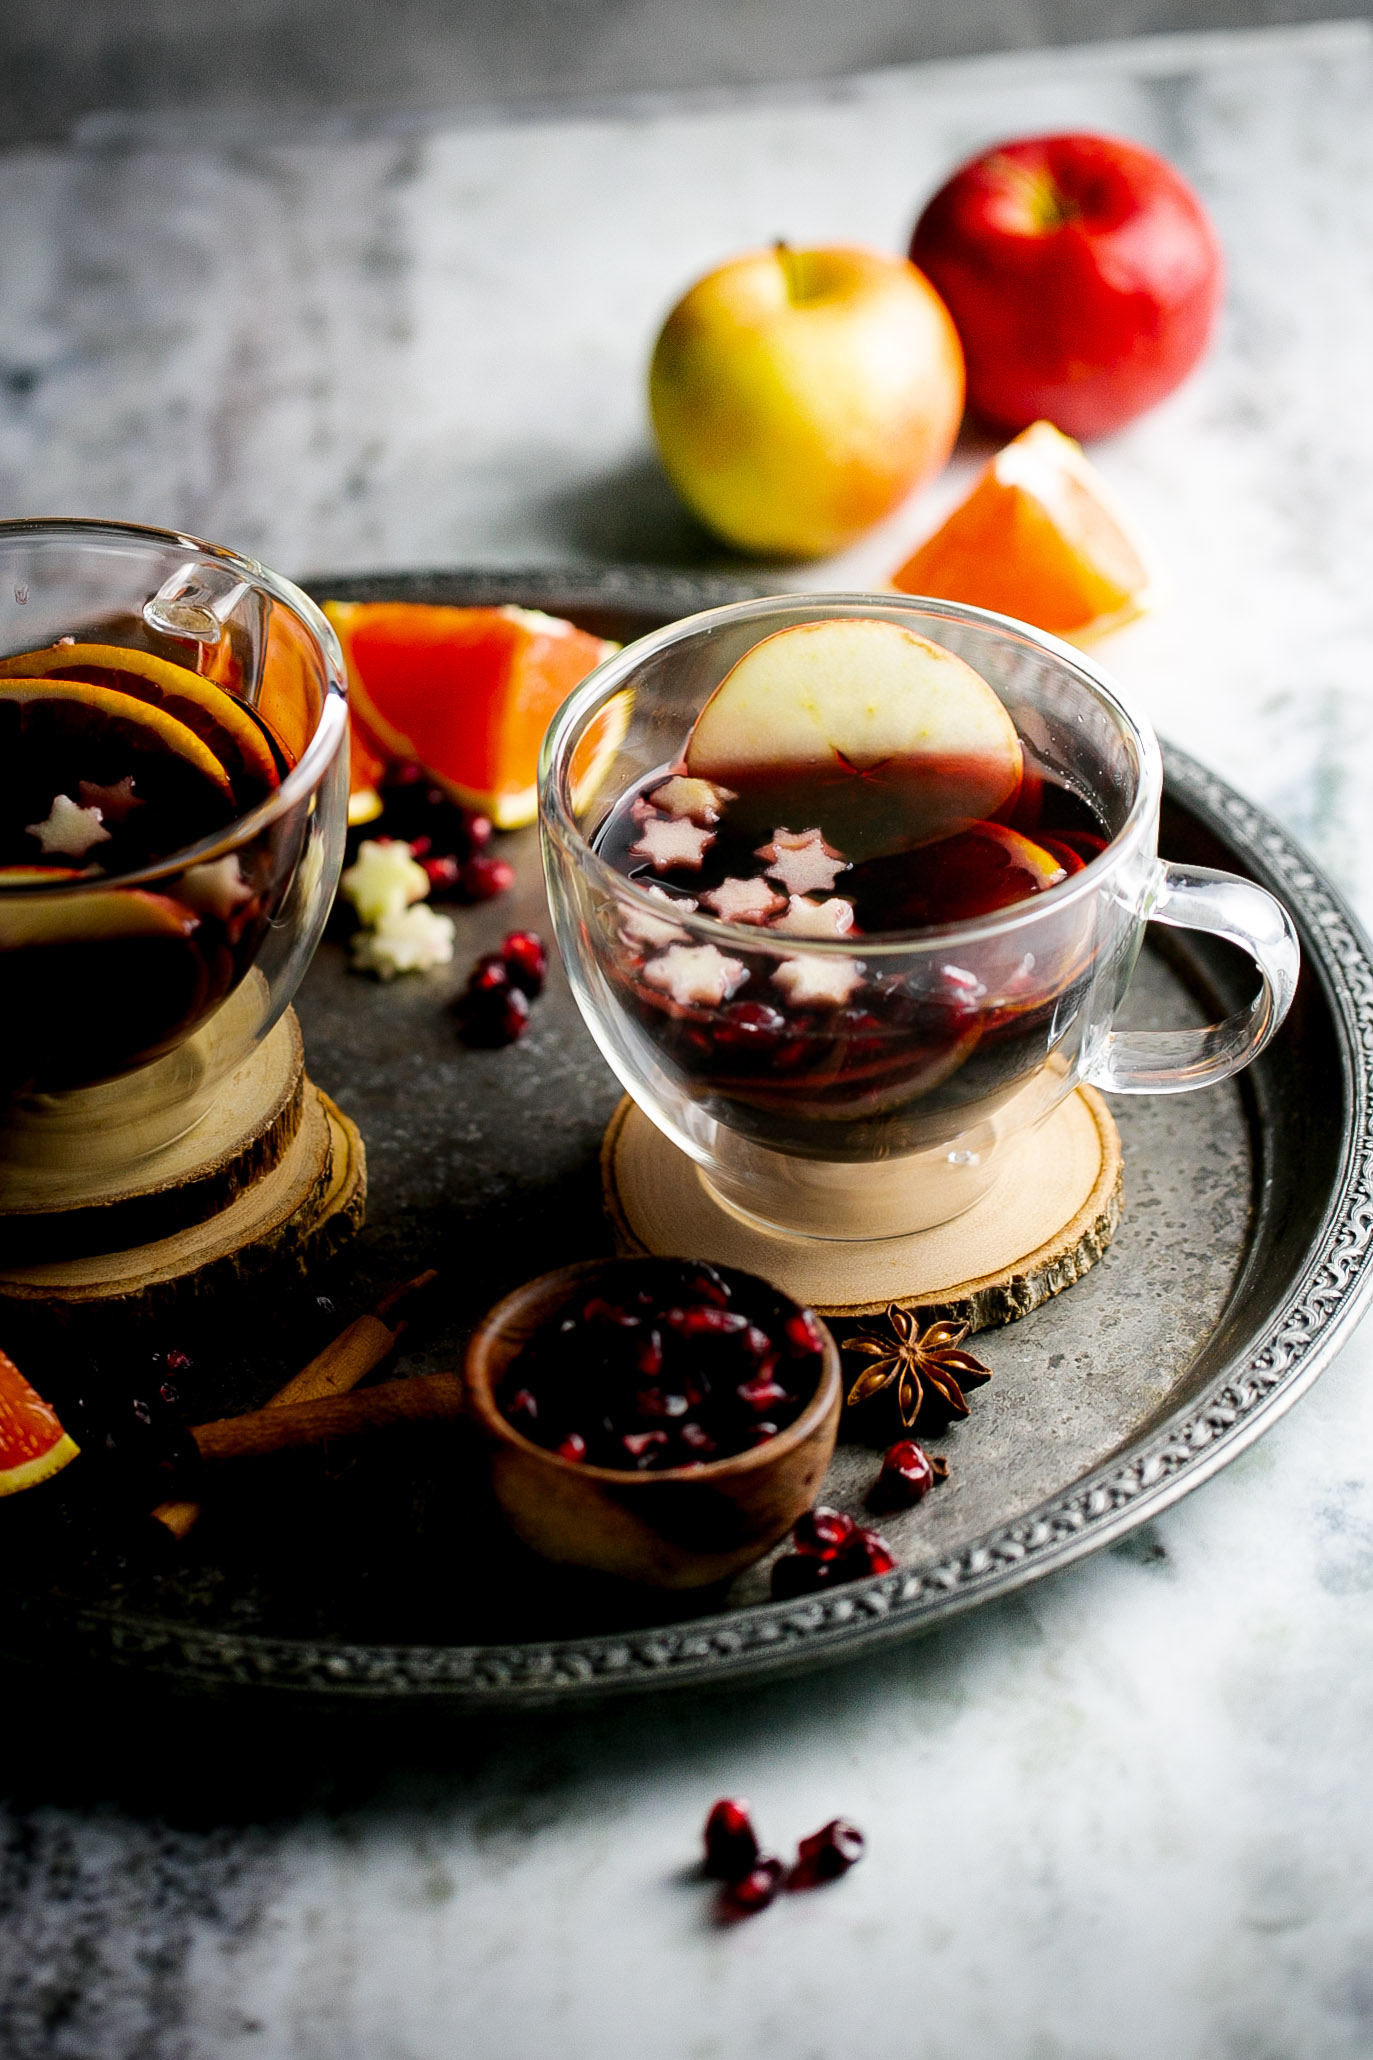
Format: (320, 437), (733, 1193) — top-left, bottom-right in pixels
(13, 567), (1373, 1706)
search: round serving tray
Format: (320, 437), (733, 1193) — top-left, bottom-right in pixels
(3, 565), (1371, 1708)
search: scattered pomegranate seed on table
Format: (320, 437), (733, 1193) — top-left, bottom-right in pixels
(456, 930), (550, 1047)
(719, 1856), (785, 1918)
(698, 1797), (866, 1918)
(500, 930), (547, 996)
(770, 1505), (897, 1597)
(867, 1438), (949, 1511)
(703, 1798), (760, 1880)
(791, 1819), (866, 1889)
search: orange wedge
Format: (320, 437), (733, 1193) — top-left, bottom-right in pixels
(324, 601), (618, 829)
(891, 420), (1158, 643)
(0, 642), (280, 797)
(0, 1347), (79, 1498)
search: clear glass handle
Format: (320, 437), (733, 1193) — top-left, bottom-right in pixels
(1085, 860), (1301, 1095)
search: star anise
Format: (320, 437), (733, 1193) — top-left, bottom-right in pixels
(844, 1304), (991, 1431)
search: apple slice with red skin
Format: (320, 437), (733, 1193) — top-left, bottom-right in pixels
(684, 618), (1023, 862)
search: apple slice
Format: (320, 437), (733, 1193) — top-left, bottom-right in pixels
(0, 883), (199, 951)
(685, 618), (1022, 860)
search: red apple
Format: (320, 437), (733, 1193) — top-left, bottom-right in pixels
(909, 132), (1223, 440)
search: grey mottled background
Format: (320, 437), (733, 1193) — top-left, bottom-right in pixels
(0, 0), (1366, 139)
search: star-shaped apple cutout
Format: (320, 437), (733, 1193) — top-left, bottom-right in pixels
(771, 894), (856, 940)
(630, 816), (716, 872)
(756, 827), (849, 897)
(649, 775), (737, 825)
(772, 954), (864, 1009)
(178, 854), (253, 920)
(25, 793), (112, 860)
(77, 776), (143, 825)
(643, 943), (747, 1008)
(619, 884), (697, 950)
(699, 876), (786, 926)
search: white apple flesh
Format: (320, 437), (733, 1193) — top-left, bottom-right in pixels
(685, 617), (1022, 860)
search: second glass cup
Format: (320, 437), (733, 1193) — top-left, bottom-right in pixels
(541, 594), (1299, 1241)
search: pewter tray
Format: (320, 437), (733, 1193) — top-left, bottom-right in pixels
(2, 567), (1369, 1708)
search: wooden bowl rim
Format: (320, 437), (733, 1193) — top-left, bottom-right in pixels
(464, 1256), (841, 1487)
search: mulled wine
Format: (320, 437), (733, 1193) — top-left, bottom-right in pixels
(593, 742), (1110, 1163)
(0, 638), (298, 1092)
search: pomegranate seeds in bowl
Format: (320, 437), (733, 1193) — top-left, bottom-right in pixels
(492, 1258), (828, 1473)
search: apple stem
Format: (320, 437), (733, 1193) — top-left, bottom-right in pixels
(774, 239), (806, 304)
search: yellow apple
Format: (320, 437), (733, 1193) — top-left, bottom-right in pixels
(649, 244), (965, 559)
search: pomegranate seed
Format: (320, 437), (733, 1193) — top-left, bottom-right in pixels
(461, 984), (530, 1047)
(868, 1439), (947, 1511)
(703, 1798), (760, 1880)
(748, 1422), (780, 1444)
(622, 1429), (668, 1462)
(461, 854), (514, 901)
(506, 1387), (539, 1426)
(501, 930), (548, 997)
(666, 1305), (748, 1338)
(772, 1512), (896, 1597)
(791, 1819), (865, 1889)
(740, 1325), (775, 1362)
(467, 813), (494, 851)
(680, 1421), (717, 1454)
(838, 1526), (897, 1578)
(556, 1432), (587, 1462)
(637, 1387), (687, 1418)
(582, 1298), (639, 1328)
(715, 1000), (786, 1052)
(467, 953), (511, 996)
(164, 1349), (192, 1373)
(634, 1329), (664, 1378)
(794, 1507), (856, 1560)
(784, 1311), (824, 1358)
(737, 1373), (791, 1414)
(422, 853), (463, 895)
(719, 1855), (784, 1918)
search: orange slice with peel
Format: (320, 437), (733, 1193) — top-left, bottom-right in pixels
(891, 420), (1158, 644)
(325, 601), (620, 829)
(0, 678), (234, 796)
(0, 1346), (79, 1498)
(0, 642), (279, 796)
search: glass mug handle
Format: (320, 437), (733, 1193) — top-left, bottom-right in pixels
(1085, 860), (1301, 1095)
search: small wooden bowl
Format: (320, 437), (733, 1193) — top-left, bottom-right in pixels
(465, 1258), (842, 1589)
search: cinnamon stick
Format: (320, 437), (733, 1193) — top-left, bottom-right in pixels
(190, 1371), (467, 1461)
(150, 1269), (440, 1536)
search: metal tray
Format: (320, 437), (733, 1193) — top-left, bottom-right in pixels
(4, 566), (1371, 1708)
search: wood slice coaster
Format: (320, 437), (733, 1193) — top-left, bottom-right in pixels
(602, 1088), (1122, 1330)
(0, 1080), (366, 1328)
(0, 1010), (306, 1262)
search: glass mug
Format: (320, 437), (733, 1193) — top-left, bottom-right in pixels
(541, 594), (1300, 1244)
(0, 518), (348, 1210)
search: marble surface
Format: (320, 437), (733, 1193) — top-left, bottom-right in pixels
(5, 19), (1373, 2057)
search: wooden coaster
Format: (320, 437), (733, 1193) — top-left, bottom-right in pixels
(0, 1079), (367, 1326)
(0, 1011), (306, 1262)
(602, 1088), (1122, 1330)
